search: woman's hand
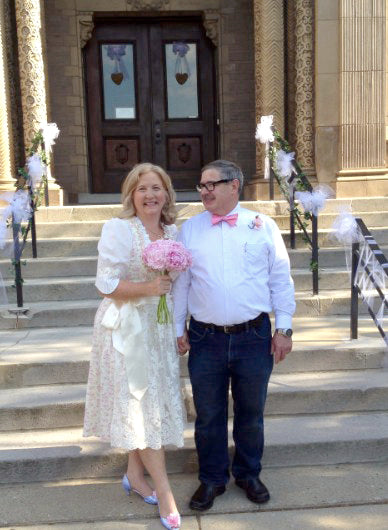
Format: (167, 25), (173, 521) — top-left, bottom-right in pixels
(147, 275), (172, 296)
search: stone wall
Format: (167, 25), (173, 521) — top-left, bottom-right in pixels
(315, 0), (340, 187)
(44, 1), (88, 199)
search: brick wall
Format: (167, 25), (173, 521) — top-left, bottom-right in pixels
(219, 0), (256, 185)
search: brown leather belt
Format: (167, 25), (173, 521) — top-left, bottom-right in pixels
(191, 313), (266, 334)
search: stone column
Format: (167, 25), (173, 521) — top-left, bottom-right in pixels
(293, 0), (315, 174)
(336, 0), (387, 197)
(15, 0), (64, 204)
(246, 0), (285, 200)
(0, 0), (15, 193)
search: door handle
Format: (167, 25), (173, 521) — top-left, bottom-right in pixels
(154, 120), (162, 144)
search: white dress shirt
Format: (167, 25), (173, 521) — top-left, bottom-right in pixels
(172, 204), (295, 336)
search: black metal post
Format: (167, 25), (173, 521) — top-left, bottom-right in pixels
(12, 219), (23, 308)
(28, 186), (37, 258)
(312, 214), (319, 295)
(30, 213), (37, 258)
(269, 165), (274, 201)
(289, 187), (296, 249)
(350, 241), (360, 339)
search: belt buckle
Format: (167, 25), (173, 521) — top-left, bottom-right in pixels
(223, 325), (231, 333)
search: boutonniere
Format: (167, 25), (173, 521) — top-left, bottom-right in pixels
(248, 215), (263, 230)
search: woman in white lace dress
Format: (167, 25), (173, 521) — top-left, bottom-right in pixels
(83, 163), (185, 530)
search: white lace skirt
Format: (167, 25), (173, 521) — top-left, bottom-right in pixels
(83, 297), (186, 450)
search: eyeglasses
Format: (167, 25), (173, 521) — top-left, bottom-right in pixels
(196, 179), (231, 192)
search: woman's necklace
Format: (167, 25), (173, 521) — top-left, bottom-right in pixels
(144, 224), (164, 239)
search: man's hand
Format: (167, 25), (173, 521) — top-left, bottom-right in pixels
(177, 329), (190, 356)
(271, 333), (292, 364)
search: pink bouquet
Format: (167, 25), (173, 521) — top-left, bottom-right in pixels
(142, 239), (192, 324)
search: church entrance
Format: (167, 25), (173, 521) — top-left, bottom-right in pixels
(84, 17), (217, 193)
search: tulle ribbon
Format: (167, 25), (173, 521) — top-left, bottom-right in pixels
(331, 210), (362, 246)
(255, 115), (274, 180)
(295, 185), (334, 216)
(276, 149), (296, 180)
(41, 123), (60, 153)
(27, 154), (47, 189)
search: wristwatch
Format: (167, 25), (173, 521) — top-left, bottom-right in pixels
(275, 328), (293, 337)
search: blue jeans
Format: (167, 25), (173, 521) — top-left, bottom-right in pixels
(188, 314), (273, 486)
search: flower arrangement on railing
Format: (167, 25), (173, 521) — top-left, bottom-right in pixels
(0, 123), (60, 309)
(256, 115), (333, 231)
(255, 116), (334, 279)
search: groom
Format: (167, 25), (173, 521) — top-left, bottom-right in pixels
(173, 160), (295, 510)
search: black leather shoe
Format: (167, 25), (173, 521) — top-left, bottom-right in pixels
(189, 483), (226, 511)
(235, 477), (270, 504)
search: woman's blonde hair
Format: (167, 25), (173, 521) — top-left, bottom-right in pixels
(119, 163), (177, 224)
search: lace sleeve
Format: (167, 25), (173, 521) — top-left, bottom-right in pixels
(95, 218), (133, 295)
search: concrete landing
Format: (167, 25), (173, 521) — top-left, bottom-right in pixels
(1, 462), (388, 528)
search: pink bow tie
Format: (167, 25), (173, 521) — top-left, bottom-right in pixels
(211, 213), (238, 226)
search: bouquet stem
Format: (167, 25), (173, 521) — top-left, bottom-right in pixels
(157, 294), (171, 324)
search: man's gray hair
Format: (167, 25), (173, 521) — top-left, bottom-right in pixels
(201, 159), (244, 193)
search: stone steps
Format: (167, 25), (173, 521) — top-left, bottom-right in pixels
(31, 198), (388, 223)
(1, 269), (358, 303)
(2, 370), (388, 431)
(4, 244), (386, 278)
(1, 321), (385, 388)
(0, 256), (97, 279)
(1, 462), (388, 528)
(27, 210), (388, 238)
(15, 226), (388, 261)
(1, 410), (388, 484)
(0, 249), (342, 279)
(0, 290), (375, 328)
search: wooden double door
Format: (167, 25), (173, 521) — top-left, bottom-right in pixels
(85, 18), (217, 193)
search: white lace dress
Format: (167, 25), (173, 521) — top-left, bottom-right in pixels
(83, 216), (186, 450)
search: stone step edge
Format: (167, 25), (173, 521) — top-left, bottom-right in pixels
(0, 268), (354, 287)
(0, 290), (373, 308)
(2, 463), (388, 527)
(1, 412), (388, 484)
(2, 368), (388, 406)
(2, 372), (388, 431)
(30, 210), (388, 223)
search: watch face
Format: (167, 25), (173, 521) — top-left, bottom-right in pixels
(286, 329), (293, 337)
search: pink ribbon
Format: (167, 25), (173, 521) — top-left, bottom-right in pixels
(211, 213), (238, 227)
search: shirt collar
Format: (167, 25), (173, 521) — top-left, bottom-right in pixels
(206, 203), (241, 220)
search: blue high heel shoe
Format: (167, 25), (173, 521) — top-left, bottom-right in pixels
(122, 474), (158, 505)
(160, 512), (181, 530)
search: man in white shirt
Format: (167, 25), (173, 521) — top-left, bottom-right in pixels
(173, 160), (295, 511)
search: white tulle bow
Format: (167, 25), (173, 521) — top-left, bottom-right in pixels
(27, 154), (47, 189)
(276, 149), (295, 179)
(331, 210), (362, 245)
(255, 115), (274, 144)
(41, 123), (60, 153)
(295, 185), (334, 216)
(0, 190), (31, 225)
(0, 190), (31, 251)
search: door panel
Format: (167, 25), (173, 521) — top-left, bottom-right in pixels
(85, 19), (217, 193)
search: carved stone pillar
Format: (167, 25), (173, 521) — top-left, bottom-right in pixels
(336, 0), (387, 197)
(246, 0), (285, 199)
(0, 0), (15, 193)
(15, 0), (64, 204)
(293, 0), (315, 174)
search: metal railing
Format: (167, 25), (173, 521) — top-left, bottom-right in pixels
(350, 218), (388, 345)
(268, 134), (319, 295)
